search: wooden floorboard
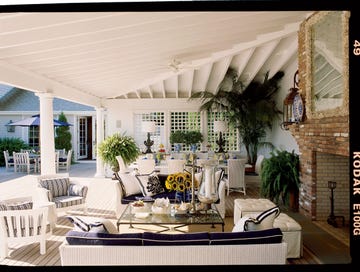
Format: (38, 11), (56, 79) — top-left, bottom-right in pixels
(0, 169), (349, 266)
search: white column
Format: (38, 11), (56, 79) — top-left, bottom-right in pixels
(36, 92), (56, 175)
(95, 107), (105, 177)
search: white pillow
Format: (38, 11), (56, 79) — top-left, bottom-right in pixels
(232, 216), (252, 232)
(135, 173), (165, 197)
(117, 173), (142, 197)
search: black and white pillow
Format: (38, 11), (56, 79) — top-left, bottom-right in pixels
(67, 216), (118, 234)
(135, 173), (165, 197)
(244, 206), (280, 231)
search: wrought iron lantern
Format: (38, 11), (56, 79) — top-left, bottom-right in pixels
(281, 70), (303, 130)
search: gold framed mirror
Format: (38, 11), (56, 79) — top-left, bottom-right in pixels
(304, 11), (350, 119)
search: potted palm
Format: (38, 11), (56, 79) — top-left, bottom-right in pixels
(97, 132), (140, 175)
(189, 67), (283, 165)
(260, 149), (300, 211)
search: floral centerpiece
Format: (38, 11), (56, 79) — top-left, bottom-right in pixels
(165, 172), (199, 203)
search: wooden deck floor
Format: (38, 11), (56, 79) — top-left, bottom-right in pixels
(0, 163), (350, 266)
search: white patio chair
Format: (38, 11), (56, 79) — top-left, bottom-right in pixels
(3, 150), (14, 172)
(13, 152), (36, 174)
(0, 206), (51, 260)
(116, 155), (130, 174)
(223, 158), (247, 195)
(58, 149), (72, 172)
(166, 159), (186, 174)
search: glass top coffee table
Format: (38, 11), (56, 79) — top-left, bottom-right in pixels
(117, 202), (224, 233)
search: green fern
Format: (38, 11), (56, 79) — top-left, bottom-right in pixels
(97, 132), (140, 171)
(260, 149), (300, 206)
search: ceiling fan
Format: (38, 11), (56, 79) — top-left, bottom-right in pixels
(167, 58), (197, 72)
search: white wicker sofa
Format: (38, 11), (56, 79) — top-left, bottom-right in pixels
(59, 228), (287, 266)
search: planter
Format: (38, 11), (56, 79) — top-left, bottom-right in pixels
(175, 190), (191, 203)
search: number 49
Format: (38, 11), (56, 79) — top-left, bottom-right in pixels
(354, 40), (360, 56)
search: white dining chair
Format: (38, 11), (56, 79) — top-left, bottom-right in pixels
(166, 159), (186, 174)
(223, 158), (247, 195)
(3, 150), (14, 172)
(13, 152), (36, 174)
(58, 149), (72, 172)
(136, 158), (156, 175)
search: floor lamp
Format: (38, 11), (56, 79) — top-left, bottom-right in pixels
(214, 120), (227, 153)
(142, 121), (156, 154)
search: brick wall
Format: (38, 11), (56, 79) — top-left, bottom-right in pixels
(288, 16), (349, 221)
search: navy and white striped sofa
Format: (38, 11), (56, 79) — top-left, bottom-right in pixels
(36, 175), (88, 215)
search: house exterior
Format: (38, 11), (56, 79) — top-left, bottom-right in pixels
(0, 85), (96, 160)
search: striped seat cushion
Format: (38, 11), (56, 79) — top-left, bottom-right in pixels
(53, 196), (84, 208)
(39, 177), (70, 198)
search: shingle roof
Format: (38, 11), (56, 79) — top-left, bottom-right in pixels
(0, 83), (14, 99)
(0, 84), (94, 111)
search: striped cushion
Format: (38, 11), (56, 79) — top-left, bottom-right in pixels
(66, 231), (143, 246)
(5, 201), (33, 210)
(39, 178), (70, 197)
(209, 228), (283, 245)
(68, 184), (88, 197)
(142, 232), (210, 245)
(53, 196), (84, 208)
(0, 203), (8, 211)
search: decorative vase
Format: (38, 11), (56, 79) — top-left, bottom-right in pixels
(174, 143), (182, 153)
(175, 190), (191, 203)
(197, 161), (219, 210)
(190, 144), (198, 153)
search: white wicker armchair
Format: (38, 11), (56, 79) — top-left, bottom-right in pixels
(36, 175), (88, 216)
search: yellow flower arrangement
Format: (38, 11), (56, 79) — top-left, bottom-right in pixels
(165, 172), (198, 192)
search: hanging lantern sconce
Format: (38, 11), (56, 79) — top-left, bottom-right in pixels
(281, 70), (304, 130)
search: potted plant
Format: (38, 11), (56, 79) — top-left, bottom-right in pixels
(189, 67), (283, 165)
(169, 131), (187, 152)
(97, 132), (140, 174)
(260, 149), (300, 211)
(184, 130), (204, 152)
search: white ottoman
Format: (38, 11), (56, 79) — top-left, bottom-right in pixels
(274, 213), (302, 258)
(233, 198), (302, 258)
(233, 198), (276, 224)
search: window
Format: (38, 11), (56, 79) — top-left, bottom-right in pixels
(28, 126), (39, 147)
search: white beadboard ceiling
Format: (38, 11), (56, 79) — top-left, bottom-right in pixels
(0, 11), (314, 107)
